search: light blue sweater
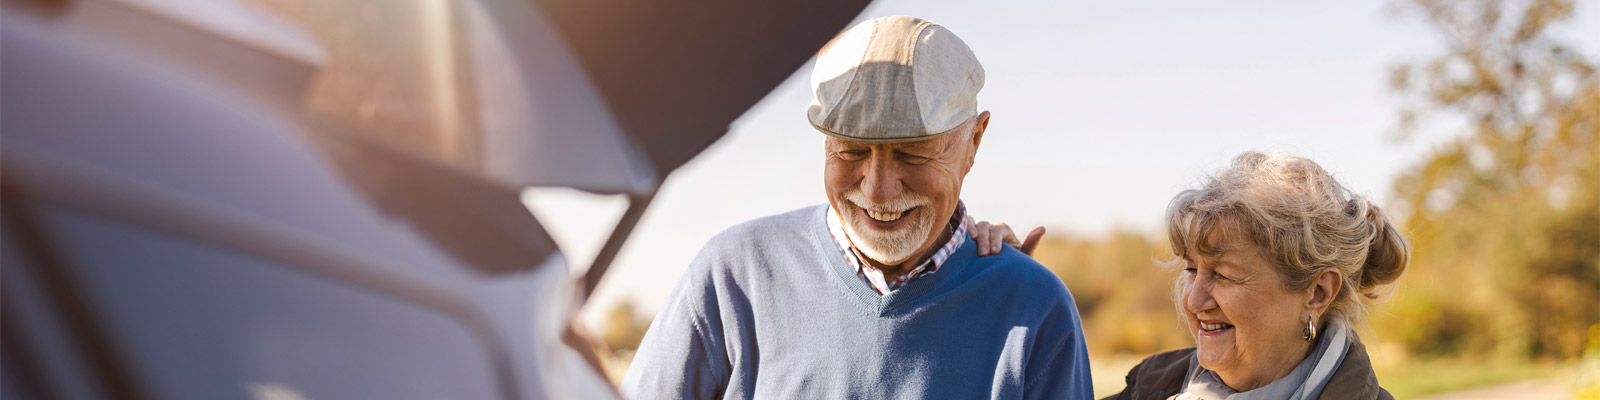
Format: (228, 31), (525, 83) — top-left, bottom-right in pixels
(622, 205), (1093, 399)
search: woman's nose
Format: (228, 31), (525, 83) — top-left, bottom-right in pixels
(1183, 278), (1217, 314)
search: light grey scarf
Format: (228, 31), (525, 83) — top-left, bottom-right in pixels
(1169, 318), (1351, 400)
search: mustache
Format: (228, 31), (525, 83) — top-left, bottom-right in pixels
(842, 188), (930, 212)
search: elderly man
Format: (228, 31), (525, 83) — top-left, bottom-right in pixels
(622, 16), (1092, 399)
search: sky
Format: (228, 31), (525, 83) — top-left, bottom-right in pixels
(520, 0), (1600, 330)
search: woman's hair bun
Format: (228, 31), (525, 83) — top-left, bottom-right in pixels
(1358, 201), (1409, 298)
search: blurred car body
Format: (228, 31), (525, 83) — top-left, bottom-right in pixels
(0, 0), (867, 398)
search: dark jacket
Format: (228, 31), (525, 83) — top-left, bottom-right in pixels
(1101, 337), (1393, 400)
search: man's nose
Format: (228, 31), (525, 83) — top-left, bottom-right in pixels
(860, 156), (903, 204)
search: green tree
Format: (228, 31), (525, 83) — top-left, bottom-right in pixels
(1385, 0), (1599, 360)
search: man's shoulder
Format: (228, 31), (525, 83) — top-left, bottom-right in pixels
(677, 205), (827, 299)
(966, 246), (1069, 297)
(691, 205), (827, 271)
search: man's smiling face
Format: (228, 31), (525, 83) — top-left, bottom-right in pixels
(823, 112), (986, 266)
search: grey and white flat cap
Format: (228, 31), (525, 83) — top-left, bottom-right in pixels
(808, 16), (985, 143)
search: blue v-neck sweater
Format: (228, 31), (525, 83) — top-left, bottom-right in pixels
(623, 205), (1093, 399)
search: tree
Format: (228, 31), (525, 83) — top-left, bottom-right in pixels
(1386, 0), (1598, 360)
(602, 300), (652, 353)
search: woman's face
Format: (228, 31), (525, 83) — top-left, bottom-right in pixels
(1179, 224), (1315, 391)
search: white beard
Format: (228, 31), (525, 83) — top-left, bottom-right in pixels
(838, 188), (935, 264)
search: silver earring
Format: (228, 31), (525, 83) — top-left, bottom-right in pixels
(1303, 314), (1317, 342)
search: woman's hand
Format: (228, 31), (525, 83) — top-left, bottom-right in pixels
(964, 216), (1045, 257)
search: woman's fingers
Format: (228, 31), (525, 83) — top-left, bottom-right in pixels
(976, 221), (1015, 256)
(974, 221), (993, 254)
(1019, 226), (1046, 257)
(969, 219), (1042, 257)
(994, 223), (1017, 254)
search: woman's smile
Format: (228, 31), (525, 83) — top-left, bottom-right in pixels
(1197, 319), (1234, 337)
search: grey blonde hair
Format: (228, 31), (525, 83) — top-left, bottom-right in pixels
(1164, 152), (1410, 325)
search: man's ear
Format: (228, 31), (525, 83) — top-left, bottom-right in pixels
(1306, 268), (1342, 318)
(971, 111), (990, 149)
(965, 111), (990, 171)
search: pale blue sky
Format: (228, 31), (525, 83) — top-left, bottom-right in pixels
(526, 0), (1600, 328)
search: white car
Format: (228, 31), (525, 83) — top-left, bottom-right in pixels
(0, 0), (867, 398)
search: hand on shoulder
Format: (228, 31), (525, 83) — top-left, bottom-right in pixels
(964, 215), (1045, 257)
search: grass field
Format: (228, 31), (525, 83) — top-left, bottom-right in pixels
(1375, 358), (1567, 398)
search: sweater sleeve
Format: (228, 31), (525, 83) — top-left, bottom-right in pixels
(1023, 294), (1094, 400)
(620, 250), (730, 400)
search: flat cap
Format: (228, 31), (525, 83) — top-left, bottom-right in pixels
(808, 16), (985, 143)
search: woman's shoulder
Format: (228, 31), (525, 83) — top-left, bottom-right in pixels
(1101, 348), (1194, 400)
(1133, 348), (1195, 373)
(1322, 336), (1393, 400)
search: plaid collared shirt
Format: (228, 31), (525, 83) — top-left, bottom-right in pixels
(826, 201), (968, 295)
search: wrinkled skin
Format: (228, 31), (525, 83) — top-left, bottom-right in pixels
(824, 111), (990, 278)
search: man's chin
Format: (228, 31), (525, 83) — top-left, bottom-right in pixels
(844, 219), (932, 265)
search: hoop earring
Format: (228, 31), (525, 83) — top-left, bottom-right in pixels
(1303, 314), (1317, 343)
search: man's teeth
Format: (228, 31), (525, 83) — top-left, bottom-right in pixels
(866, 209), (905, 222)
(1201, 322), (1232, 331)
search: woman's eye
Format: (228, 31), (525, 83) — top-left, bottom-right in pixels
(1183, 268), (1197, 274)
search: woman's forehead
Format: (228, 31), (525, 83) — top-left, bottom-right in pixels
(1187, 216), (1262, 259)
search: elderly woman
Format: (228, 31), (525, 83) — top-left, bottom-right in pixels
(971, 152), (1409, 399)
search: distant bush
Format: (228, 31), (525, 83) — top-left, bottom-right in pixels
(603, 300), (652, 352)
(1032, 231), (1192, 357)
